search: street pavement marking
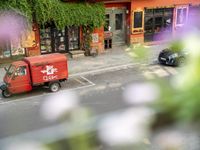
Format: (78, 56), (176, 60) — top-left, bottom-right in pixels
(80, 76), (95, 86)
(73, 77), (87, 85)
(67, 84), (95, 91)
(142, 64), (178, 79)
(0, 76), (95, 105)
(151, 66), (170, 77)
(164, 67), (178, 75)
(142, 71), (155, 80)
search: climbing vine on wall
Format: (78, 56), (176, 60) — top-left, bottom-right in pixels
(0, 0), (32, 21)
(0, 0), (105, 30)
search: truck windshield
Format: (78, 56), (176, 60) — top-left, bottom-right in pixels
(6, 65), (16, 77)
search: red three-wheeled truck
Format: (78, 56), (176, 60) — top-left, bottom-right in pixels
(0, 53), (68, 98)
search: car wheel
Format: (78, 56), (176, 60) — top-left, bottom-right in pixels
(49, 82), (60, 92)
(2, 90), (11, 98)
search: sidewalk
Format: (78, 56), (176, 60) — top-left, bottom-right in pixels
(0, 45), (164, 81)
(68, 45), (133, 75)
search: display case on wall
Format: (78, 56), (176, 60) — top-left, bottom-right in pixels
(12, 40), (25, 56)
(39, 26), (80, 54)
(40, 27), (52, 54)
(53, 29), (66, 52)
(11, 47), (25, 56)
(132, 11), (144, 34)
(67, 26), (79, 50)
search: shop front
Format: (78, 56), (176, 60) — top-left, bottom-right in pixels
(144, 8), (173, 42)
(188, 5), (200, 29)
(130, 0), (200, 44)
(0, 40), (11, 59)
(0, 40), (25, 60)
(40, 26), (80, 54)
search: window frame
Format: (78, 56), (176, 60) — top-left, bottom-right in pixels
(175, 6), (188, 27)
(16, 66), (27, 76)
(132, 10), (144, 34)
(115, 13), (123, 30)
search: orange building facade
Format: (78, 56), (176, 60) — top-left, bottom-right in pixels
(1, 0), (200, 60)
(98, 0), (200, 50)
(130, 0), (200, 44)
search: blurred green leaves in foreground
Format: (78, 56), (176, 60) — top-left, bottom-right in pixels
(127, 44), (150, 60)
(3, 35), (200, 150)
(129, 34), (200, 124)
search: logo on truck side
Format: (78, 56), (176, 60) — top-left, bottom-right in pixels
(41, 65), (58, 81)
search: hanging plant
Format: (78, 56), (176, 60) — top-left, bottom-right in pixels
(0, 0), (105, 55)
(34, 0), (105, 30)
(0, 0), (32, 41)
(0, 0), (105, 30)
(82, 25), (93, 56)
(0, 0), (32, 22)
(33, 0), (105, 54)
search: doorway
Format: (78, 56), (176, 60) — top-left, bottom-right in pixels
(104, 8), (126, 47)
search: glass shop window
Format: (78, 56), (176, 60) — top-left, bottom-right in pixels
(53, 28), (66, 52)
(144, 17), (153, 33)
(16, 66), (27, 76)
(176, 7), (187, 25)
(154, 16), (163, 33)
(115, 13), (123, 30)
(68, 26), (79, 51)
(164, 8), (173, 16)
(104, 14), (110, 31)
(0, 41), (11, 58)
(133, 11), (143, 28)
(163, 16), (173, 31)
(40, 27), (52, 54)
(145, 9), (153, 16)
(154, 8), (164, 15)
(145, 17), (153, 26)
(11, 41), (25, 56)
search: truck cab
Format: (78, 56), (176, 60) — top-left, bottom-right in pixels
(1, 61), (32, 97)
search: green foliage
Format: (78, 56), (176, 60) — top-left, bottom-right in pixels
(0, 0), (32, 21)
(82, 26), (93, 55)
(47, 132), (97, 150)
(0, 0), (105, 30)
(153, 38), (200, 123)
(169, 40), (184, 52)
(154, 79), (200, 123)
(129, 39), (200, 124)
(128, 44), (150, 61)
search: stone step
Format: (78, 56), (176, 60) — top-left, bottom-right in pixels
(69, 50), (85, 58)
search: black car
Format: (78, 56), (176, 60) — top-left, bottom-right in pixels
(158, 48), (188, 66)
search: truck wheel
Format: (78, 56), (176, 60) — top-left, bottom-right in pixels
(2, 90), (11, 98)
(49, 82), (60, 92)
